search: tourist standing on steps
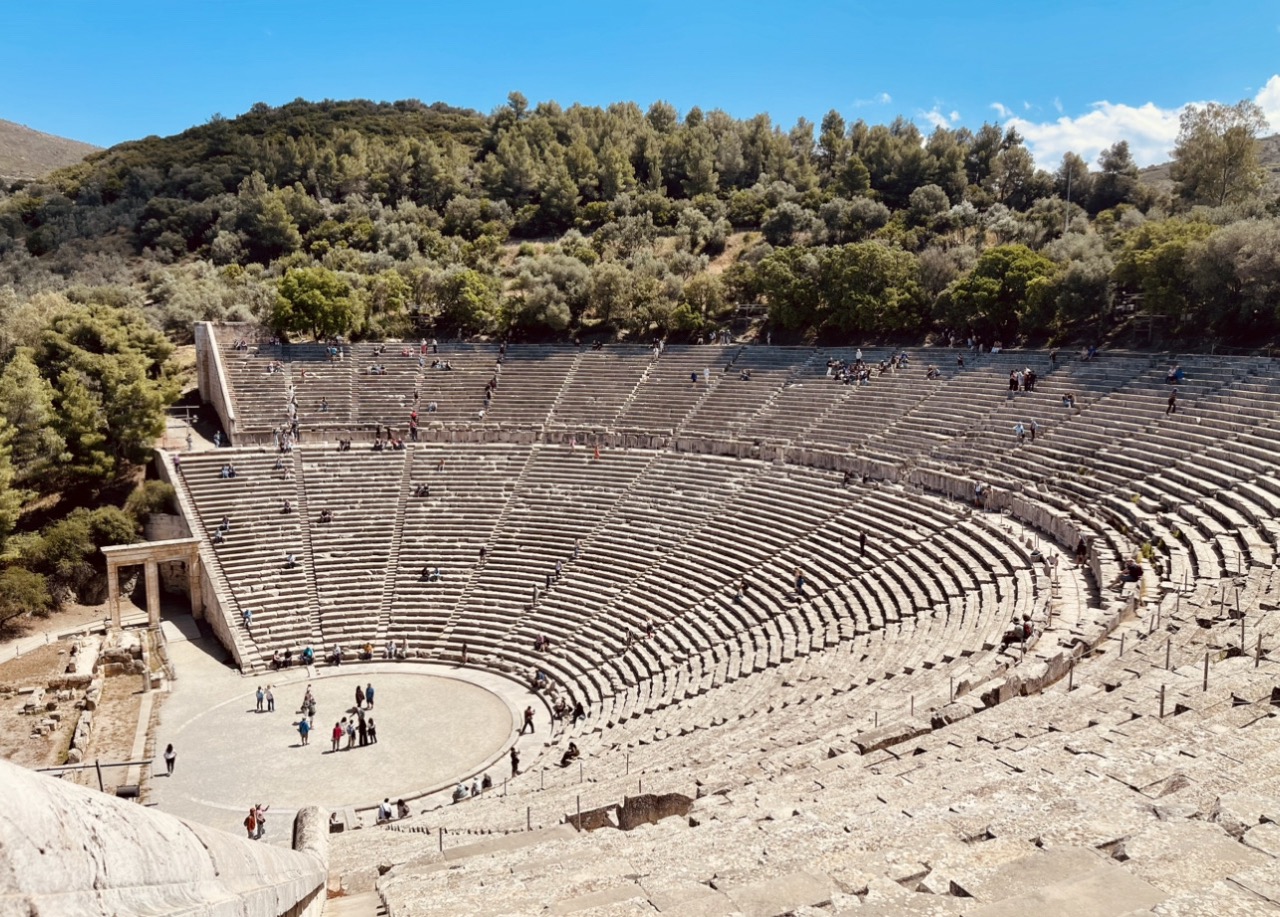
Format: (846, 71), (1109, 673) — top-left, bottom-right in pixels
(253, 804), (269, 840)
(163, 743), (176, 776)
(521, 706), (535, 734)
(265, 686), (274, 712)
(356, 684), (365, 710)
(511, 746), (521, 776)
(256, 686), (264, 713)
(365, 682), (375, 709)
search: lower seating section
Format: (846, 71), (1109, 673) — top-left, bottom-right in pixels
(179, 451), (315, 654)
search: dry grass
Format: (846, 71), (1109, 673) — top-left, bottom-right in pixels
(0, 118), (100, 181)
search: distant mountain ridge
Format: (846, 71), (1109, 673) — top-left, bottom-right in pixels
(0, 119), (101, 182)
(1139, 132), (1280, 191)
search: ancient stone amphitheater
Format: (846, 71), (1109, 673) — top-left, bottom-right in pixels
(21, 323), (1280, 917)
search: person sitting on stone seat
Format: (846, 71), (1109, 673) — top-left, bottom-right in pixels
(283, 648), (293, 667)
(559, 742), (580, 768)
(284, 552), (298, 569)
(318, 509), (333, 524)
(1108, 558), (1144, 591)
(281, 499), (293, 514)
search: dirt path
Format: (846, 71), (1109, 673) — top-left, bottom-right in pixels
(75, 674), (146, 792)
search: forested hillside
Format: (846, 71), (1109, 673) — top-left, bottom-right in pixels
(2, 95), (1278, 349)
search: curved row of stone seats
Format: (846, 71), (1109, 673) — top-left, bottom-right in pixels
(480, 346), (580, 426)
(537, 476), (1039, 744)
(299, 448), (405, 647)
(611, 346), (731, 432)
(1011, 362), (1280, 584)
(388, 577), (1245, 848)
(546, 346), (653, 428)
(280, 342), (354, 430)
(349, 343), (419, 430)
(393, 444), (527, 651)
(414, 342), (499, 424)
(178, 450), (315, 660)
(679, 347), (817, 436)
(221, 341), (289, 433)
(394, 567), (1068, 843)
(736, 347), (894, 444)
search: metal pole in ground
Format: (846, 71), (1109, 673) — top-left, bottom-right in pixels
(1159, 684), (1166, 719)
(1203, 652), (1209, 691)
(1166, 640), (1171, 671)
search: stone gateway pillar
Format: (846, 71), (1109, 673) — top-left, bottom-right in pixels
(100, 538), (204, 629)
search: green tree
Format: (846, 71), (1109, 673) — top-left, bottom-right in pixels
(756, 247), (822, 330)
(123, 480), (177, 525)
(35, 304), (176, 486)
(0, 567), (53, 624)
(821, 242), (926, 335)
(1171, 100), (1270, 206)
(0, 349), (67, 488)
(588, 260), (635, 329)
(431, 266), (500, 334)
(681, 272), (726, 320)
(16, 507), (138, 604)
(273, 266), (365, 339)
(1090, 141), (1138, 212)
(1113, 220), (1215, 321)
(940, 244), (1058, 339)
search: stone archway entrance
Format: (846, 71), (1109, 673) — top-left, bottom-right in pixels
(100, 538), (203, 629)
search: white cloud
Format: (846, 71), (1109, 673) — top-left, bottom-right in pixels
(1007, 101), (1182, 168)
(918, 106), (957, 130)
(1256, 74), (1280, 132)
(853, 91), (892, 108)
(1053, 97), (1063, 113)
(998, 73), (1280, 169)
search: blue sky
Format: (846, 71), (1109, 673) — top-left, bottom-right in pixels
(4, 1), (1279, 167)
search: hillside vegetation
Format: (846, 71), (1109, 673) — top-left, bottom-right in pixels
(0, 119), (100, 182)
(0, 96), (1277, 350)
